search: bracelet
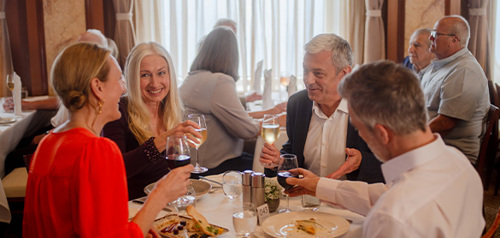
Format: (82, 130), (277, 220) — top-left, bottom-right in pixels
(143, 137), (162, 163)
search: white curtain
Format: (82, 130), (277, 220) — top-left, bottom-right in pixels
(134, 0), (343, 93)
(489, 0), (500, 83)
(363, 0), (385, 63)
(468, 0), (489, 72)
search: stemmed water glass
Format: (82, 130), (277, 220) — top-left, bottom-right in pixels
(222, 170), (242, 201)
(277, 154), (299, 213)
(166, 135), (196, 209)
(188, 114), (208, 173)
(261, 114), (280, 167)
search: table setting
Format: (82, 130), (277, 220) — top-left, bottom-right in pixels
(128, 172), (364, 237)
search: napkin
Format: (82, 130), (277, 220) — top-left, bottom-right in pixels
(262, 69), (273, 109)
(288, 74), (297, 97)
(13, 72), (22, 116)
(253, 60), (263, 94)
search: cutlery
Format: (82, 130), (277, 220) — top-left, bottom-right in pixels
(132, 199), (172, 212)
(199, 176), (223, 187)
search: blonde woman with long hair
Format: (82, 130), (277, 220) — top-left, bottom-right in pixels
(23, 42), (193, 237)
(103, 42), (200, 199)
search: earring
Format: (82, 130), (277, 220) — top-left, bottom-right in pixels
(97, 100), (103, 114)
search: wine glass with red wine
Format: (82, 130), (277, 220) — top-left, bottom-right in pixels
(166, 135), (191, 170)
(166, 135), (195, 210)
(277, 154), (299, 213)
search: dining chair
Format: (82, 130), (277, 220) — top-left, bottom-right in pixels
(476, 104), (500, 186)
(482, 206), (500, 238)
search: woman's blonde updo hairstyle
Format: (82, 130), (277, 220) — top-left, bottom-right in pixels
(51, 42), (111, 112)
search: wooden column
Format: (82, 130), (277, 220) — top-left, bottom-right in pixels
(85, 0), (105, 32)
(6, 0), (47, 96)
(386, 0), (405, 63)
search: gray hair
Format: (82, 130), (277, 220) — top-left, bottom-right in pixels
(304, 33), (353, 72)
(338, 60), (428, 135)
(444, 15), (470, 47)
(410, 28), (432, 46)
(190, 27), (239, 81)
(214, 18), (237, 31)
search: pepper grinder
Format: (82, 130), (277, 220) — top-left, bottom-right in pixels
(251, 172), (266, 207)
(242, 170), (254, 203)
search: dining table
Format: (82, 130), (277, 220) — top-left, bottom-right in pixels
(128, 174), (364, 237)
(0, 107), (37, 223)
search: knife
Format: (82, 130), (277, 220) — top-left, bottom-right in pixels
(199, 176), (223, 186)
(132, 199), (172, 212)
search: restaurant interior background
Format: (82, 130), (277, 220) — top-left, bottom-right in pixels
(0, 0), (499, 237)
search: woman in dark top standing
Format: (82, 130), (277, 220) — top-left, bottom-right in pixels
(103, 42), (200, 200)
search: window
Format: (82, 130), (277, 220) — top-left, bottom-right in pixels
(137, 0), (343, 93)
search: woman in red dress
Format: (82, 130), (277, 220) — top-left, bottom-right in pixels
(22, 42), (193, 237)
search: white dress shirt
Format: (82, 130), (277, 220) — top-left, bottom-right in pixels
(316, 134), (485, 238)
(303, 99), (349, 177)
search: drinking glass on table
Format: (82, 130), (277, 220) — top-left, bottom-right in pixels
(6, 73), (14, 94)
(261, 114), (280, 167)
(222, 170), (242, 200)
(166, 135), (196, 210)
(4, 73), (15, 112)
(279, 72), (290, 101)
(232, 202), (257, 237)
(187, 114), (208, 173)
(277, 154), (299, 213)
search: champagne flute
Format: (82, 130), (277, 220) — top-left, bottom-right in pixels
(277, 154), (299, 213)
(4, 73), (15, 113)
(188, 114), (208, 173)
(166, 135), (195, 209)
(261, 114), (280, 167)
(6, 73), (14, 93)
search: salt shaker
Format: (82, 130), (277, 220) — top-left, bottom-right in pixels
(242, 170), (254, 203)
(251, 172), (266, 207)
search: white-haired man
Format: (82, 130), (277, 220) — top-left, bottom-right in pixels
(407, 28), (435, 77)
(421, 15), (489, 164)
(259, 34), (384, 183)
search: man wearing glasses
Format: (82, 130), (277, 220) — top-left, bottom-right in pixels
(421, 15), (489, 165)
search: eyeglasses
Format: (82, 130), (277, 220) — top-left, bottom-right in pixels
(430, 30), (456, 38)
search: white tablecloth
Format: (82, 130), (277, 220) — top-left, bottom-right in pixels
(129, 174), (364, 238)
(0, 110), (36, 223)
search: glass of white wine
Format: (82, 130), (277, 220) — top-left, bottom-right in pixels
(187, 114), (208, 174)
(6, 73), (14, 93)
(261, 114), (280, 167)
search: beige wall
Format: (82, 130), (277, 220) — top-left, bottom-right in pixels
(43, 0), (86, 95)
(404, 0), (445, 57)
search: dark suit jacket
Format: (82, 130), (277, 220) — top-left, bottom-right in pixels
(265, 90), (385, 184)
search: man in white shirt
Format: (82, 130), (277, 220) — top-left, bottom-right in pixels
(259, 34), (384, 183)
(286, 61), (485, 238)
(421, 15), (489, 164)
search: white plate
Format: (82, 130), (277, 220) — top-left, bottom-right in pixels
(262, 211), (350, 237)
(144, 179), (212, 198)
(0, 117), (16, 124)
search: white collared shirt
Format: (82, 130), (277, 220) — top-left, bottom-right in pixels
(315, 134), (485, 237)
(303, 99), (349, 177)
